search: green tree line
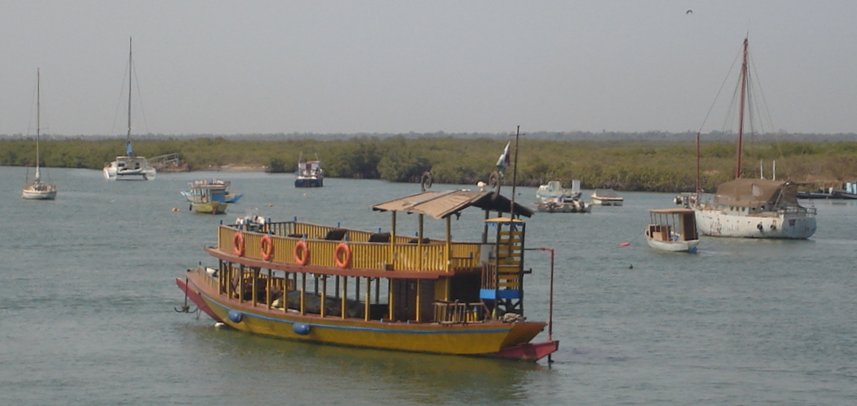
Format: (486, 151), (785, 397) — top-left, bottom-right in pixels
(3, 136), (857, 192)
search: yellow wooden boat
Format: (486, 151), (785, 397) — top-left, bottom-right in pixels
(176, 189), (558, 361)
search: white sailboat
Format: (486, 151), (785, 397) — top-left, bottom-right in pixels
(103, 37), (156, 181)
(692, 37), (816, 239)
(22, 68), (58, 200)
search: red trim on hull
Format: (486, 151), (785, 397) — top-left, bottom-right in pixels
(488, 340), (559, 362)
(175, 277), (222, 322)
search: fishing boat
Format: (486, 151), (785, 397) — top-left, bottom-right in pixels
(103, 38), (156, 181)
(188, 187), (228, 214)
(645, 208), (699, 253)
(535, 180), (589, 213)
(590, 189), (623, 206)
(294, 154), (323, 187)
(536, 196), (590, 213)
(691, 37), (816, 239)
(22, 69), (57, 201)
(181, 179), (243, 204)
(175, 189), (558, 361)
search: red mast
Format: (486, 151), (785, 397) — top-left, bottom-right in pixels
(735, 37), (749, 179)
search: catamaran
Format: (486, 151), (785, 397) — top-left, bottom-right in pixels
(103, 38), (156, 181)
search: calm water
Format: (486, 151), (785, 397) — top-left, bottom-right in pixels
(1, 166), (855, 405)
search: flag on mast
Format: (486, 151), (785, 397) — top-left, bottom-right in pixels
(496, 141), (511, 174)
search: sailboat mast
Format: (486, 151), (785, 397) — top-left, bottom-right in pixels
(695, 130), (700, 193)
(35, 68), (41, 180)
(127, 37), (133, 147)
(735, 37), (749, 179)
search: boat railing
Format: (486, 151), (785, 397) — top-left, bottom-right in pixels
(779, 205), (817, 216)
(433, 300), (488, 324)
(218, 222), (483, 273)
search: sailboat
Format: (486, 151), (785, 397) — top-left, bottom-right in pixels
(103, 37), (156, 181)
(22, 68), (58, 200)
(692, 37), (816, 239)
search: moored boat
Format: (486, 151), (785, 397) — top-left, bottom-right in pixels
(691, 37), (816, 239)
(295, 154), (323, 187)
(176, 189), (558, 361)
(536, 196), (590, 213)
(188, 187), (228, 214)
(645, 208), (699, 253)
(22, 68), (57, 201)
(591, 189), (623, 206)
(535, 180), (589, 213)
(181, 179), (243, 204)
(103, 38), (156, 181)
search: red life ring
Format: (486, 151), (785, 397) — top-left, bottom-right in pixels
(233, 232), (245, 256)
(294, 240), (310, 266)
(334, 242), (352, 269)
(260, 235), (274, 261)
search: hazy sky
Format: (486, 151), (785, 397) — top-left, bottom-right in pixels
(2, 1), (855, 136)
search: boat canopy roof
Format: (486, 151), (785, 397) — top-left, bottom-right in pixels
(649, 208), (696, 215)
(714, 178), (798, 206)
(372, 190), (534, 219)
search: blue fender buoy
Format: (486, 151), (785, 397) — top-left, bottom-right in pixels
(293, 323), (311, 335)
(228, 310), (244, 323)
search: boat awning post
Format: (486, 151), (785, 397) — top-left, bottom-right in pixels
(418, 214), (424, 269)
(390, 212), (397, 268)
(445, 216), (452, 272)
(482, 210), (490, 243)
(416, 280), (421, 322)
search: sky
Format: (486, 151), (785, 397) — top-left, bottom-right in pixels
(2, 0), (856, 136)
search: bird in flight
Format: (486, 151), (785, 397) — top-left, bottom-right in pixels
(686, 9), (693, 14)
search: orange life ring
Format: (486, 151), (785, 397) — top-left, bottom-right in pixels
(260, 235), (274, 261)
(334, 242), (352, 269)
(294, 240), (310, 266)
(233, 232), (245, 257)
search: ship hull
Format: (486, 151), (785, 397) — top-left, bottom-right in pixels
(695, 208), (816, 239)
(176, 272), (552, 359)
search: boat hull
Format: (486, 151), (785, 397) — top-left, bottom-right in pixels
(176, 272), (551, 360)
(22, 188), (57, 200)
(591, 197), (623, 206)
(536, 200), (590, 213)
(103, 156), (156, 180)
(191, 201), (227, 214)
(295, 177), (323, 187)
(694, 208), (816, 239)
(645, 236), (699, 253)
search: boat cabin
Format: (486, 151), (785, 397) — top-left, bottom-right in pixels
(204, 190), (535, 324)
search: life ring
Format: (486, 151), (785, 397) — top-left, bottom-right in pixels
(260, 235), (274, 261)
(294, 240), (310, 266)
(334, 242), (352, 269)
(233, 232), (245, 256)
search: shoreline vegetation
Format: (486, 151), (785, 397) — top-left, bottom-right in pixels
(2, 135), (857, 192)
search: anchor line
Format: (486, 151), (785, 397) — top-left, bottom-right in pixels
(174, 276), (197, 313)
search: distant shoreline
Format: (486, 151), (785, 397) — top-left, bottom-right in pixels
(4, 137), (857, 192)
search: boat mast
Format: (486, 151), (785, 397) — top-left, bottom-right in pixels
(695, 130), (700, 193)
(510, 125), (520, 218)
(735, 36), (749, 179)
(35, 68), (41, 181)
(126, 37), (133, 156)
